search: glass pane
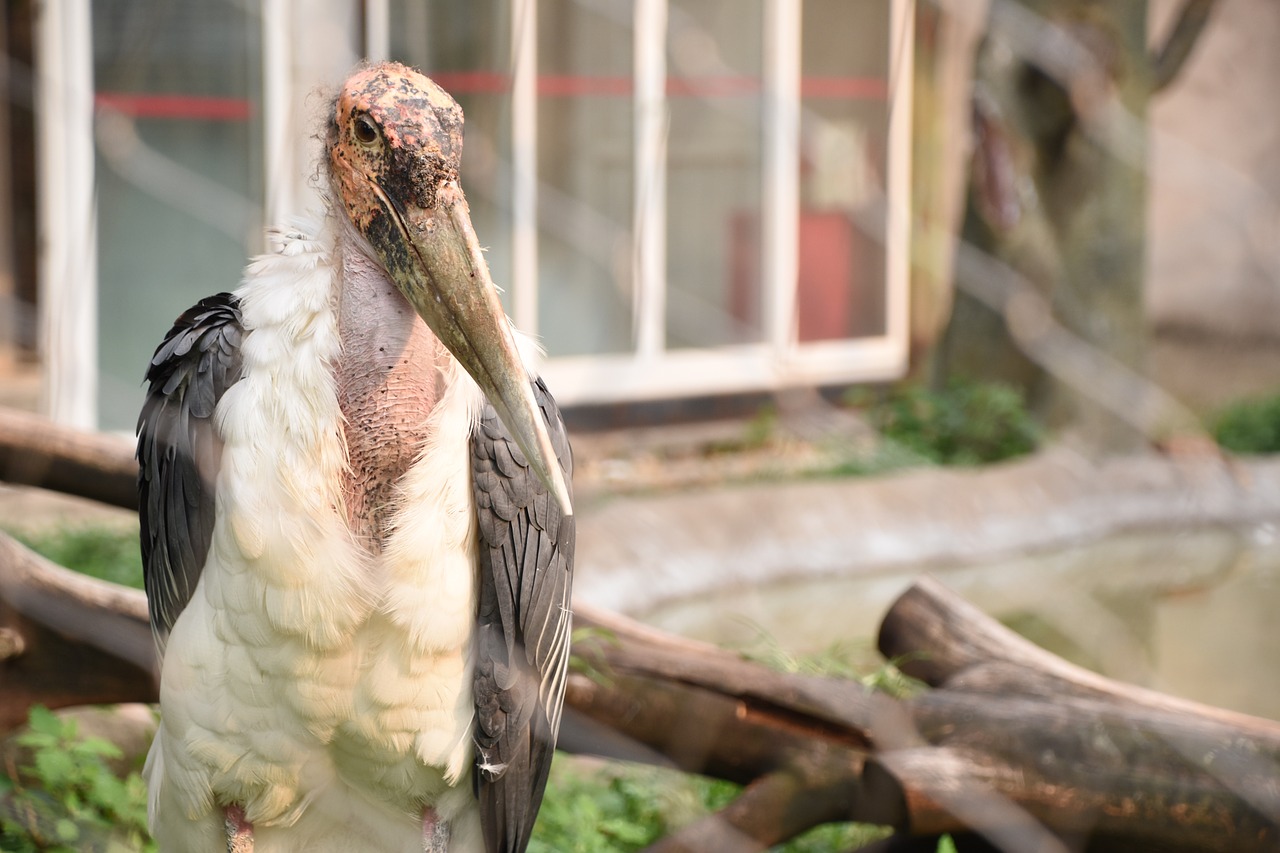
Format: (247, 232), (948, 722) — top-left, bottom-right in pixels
(93, 1), (263, 432)
(537, 0), (634, 357)
(797, 0), (891, 342)
(389, 2), (515, 315)
(666, 0), (764, 349)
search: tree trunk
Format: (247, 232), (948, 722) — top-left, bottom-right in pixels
(933, 0), (1219, 452)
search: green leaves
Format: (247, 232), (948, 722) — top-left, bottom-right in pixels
(858, 379), (1041, 467)
(530, 757), (889, 852)
(1, 706), (154, 852)
(1213, 392), (1280, 454)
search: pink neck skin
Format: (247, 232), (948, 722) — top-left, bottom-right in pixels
(333, 227), (443, 553)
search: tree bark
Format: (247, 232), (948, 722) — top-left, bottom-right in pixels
(932, 0), (1220, 452)
(2, 510), (1278, 850)
(0, 407), (137, 510)
(0, 531), (155, 732)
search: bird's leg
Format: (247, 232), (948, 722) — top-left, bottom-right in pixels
(422, 806), (450, 853)
(225, 804), (254, 853)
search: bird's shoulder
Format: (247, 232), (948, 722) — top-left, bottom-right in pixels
(137, 292), (245, 644)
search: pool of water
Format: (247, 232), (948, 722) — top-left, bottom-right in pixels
(638, 522), (1280, 721)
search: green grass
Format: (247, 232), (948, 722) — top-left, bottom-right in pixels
(849, 378), (1041, 468)
(1212, 392), (1280, 454)
(530, 758), (890, 852)
(8, 526), (144, 590)
(735, 624), (926, 699)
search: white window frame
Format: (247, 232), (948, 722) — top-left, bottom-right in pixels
(37, 0), (359, 429)
(36, 0), (97, 429)
(38, 0), (911, 426)
(536, 0), (915, 404)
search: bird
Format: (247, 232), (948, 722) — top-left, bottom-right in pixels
(135, 62), (575, 853)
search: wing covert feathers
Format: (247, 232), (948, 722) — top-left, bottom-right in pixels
(471, 377), (575, 853)
(136, 293), (243, 647)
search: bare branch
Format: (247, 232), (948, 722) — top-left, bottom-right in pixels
(1152, 0), (1220, 93)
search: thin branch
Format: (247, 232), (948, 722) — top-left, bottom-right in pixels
(1151, 0), (1220, 93)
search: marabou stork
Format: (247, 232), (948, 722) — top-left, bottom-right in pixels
(136, 62), (575, 853)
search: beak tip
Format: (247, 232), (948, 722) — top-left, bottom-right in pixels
(554, 482), (574, 518)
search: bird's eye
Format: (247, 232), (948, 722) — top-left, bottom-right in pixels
(353, 114), (380, 146)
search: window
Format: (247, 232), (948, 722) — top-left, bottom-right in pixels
(40, 0), (910, 428)
(666, 0), (766, 350)
(797, 0), (893, 342)
(389, 2), (517, 317)
(91, 0), (263, 431)
(386, 0), (913, 404)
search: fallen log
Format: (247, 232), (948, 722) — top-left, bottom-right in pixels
(878, 575), (1278, 734)
(2, 497), (1279, 849)
(870, 576), (1280, 850)
(0, 408), (137, 511)
(565, 590), (1280, 852)
(0, 532), (155, 731)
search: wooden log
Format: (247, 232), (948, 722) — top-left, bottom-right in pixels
(0, 532), (156, 731)
(1152, 0), (1222, 93)
(0, 407), (138, 511)
(3, 517), (1279, 852)
(578, 594), (1280, 850)
(566, 607), (872, 792)
(574, 603), (876, 745)
(875, 576), (1280, 851)
(868, 694), (1280, 852)
(642, 765), (861, 853)
(563, 669), (842, 785)
(877, 574), (1280, 735)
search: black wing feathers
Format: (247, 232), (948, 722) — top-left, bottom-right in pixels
(472, 377), (575, 853)
(136, 293), (243, 646)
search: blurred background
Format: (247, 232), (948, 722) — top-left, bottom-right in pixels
(1, 0), (911, 430)
(1, 0), (1279, 719)
(5, 0), (1278, 437)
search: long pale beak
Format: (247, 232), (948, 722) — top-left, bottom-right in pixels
(376, 179), (573, 517)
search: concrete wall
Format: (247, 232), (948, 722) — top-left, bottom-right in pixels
(1148, 0), (1280, 340)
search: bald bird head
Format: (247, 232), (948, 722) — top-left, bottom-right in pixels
(325, 62), (572, 517)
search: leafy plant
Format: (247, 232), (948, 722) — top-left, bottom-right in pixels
(10, 526), (144, 590)
(1212, 392), (1280, 454)
(529, 762), (673, 852)
(735, 625), (925, 699)
(0, 706), (153, 853)
(568, 626), (620, 687)
(530, 758), (889, 852)
(852, 379), (1040, 467)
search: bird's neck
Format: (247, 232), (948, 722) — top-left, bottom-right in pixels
(333, 228), (444, 553)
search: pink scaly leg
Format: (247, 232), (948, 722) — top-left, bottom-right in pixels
(422, 805), (450, 853)
(225, 804), (253, 853)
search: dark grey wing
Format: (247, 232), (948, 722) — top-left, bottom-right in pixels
(472, 376), (575, 853)
(136, 293), (243, 649)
